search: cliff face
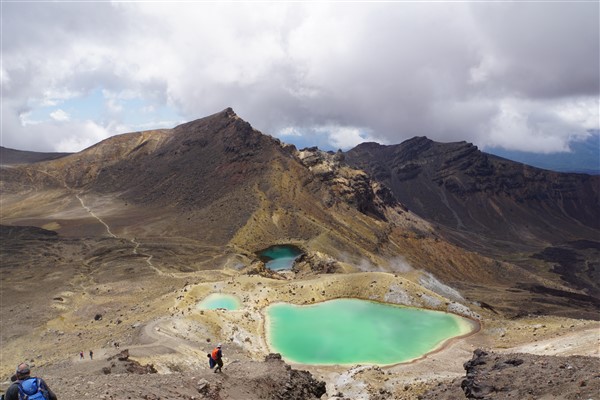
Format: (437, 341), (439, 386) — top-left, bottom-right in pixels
(345, 137), (600, 251)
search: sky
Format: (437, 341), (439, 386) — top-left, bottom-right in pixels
(2, 1), (599, 154)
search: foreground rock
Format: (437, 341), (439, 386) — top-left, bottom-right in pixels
(13, 353), (326, 400)
(424, 349), (600, 399)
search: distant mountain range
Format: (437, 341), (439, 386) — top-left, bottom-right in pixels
(0, 146), (71, 164)
(1, 109), (599, 318)
(485, 131), (600, 174)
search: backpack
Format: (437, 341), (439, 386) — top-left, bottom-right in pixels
(17, 377), (49, 400)
(211, 348), (220, 360)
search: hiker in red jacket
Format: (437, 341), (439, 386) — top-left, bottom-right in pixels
(211, 344), (223, 373)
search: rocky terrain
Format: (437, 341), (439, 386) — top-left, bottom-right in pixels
(29, 351), (326, 400)
(1, 109), (598, 399)
(345, 138), (600, 320)
(425, 349), (600, 399)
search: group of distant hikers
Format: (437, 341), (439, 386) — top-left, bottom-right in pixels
(2, 344), (224, 399)
(78, 351), (93, 360)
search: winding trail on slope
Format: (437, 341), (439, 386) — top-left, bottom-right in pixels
(33, 167), (166, 276)
(74, 193), (117, 238)
(66, 318), (204, 364)
(130, 237), (167, 276)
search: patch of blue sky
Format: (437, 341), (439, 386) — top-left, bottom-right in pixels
(117, 98), (184, 130)
(277, 127), (336, 152)
(26, 87), (105, 123)
(276, 125), (377, 152)
(25, 87), (183, 130)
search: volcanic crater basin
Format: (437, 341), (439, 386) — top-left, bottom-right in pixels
(197, 293), (242, 310)
(257, 244), (304, 270)
(265, 298), (476, 366)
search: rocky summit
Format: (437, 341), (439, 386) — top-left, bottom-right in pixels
(1, 109), (598, 399)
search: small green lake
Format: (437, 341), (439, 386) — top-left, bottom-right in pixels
(197, 294), (241, 310)
(257, 245), (303, 271)
(266, 298), (474, 365)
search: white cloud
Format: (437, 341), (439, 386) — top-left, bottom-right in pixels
(483, 98), (592, 153)
(321, 126), (378, 151)
(555, 98), (600, 132)
(1, 67), (10, 89)
(106, 98), (123, 113)
(19, 111), (42, 127)
(50, 109), (70, 122)
(39, 88), (81, 107)
(54, 120), (111, 152)
(279, 126), (303, 137)
(1, 2), (598, 154)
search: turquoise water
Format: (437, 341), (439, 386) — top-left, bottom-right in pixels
(266, 299), (473, 365)
(197, 294), (241, 310)
(258, 245), (303, 270)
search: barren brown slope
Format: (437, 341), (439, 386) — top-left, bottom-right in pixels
(0, 112), (505, 281)
(0, 146), (71, 165)
(345, 138), (600, 309)
(2, 109), (387, 252)
(2, 109), (597, 320)
(2, 111), (600, 400)
(345, 138), (599, 250)
(1, 109), (420, 262)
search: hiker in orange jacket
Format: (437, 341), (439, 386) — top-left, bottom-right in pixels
(211, 344), (223, 373)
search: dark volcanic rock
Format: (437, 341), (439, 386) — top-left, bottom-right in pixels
(345, 138), (600, 311)
(425, 349), (600, 399)
(0, 225), (58, 240)
(293, 252), (341, 275)
(0, 146), (71, 165)
(346, 138), (600, 246)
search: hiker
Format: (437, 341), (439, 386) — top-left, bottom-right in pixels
(211, 343), (223, 373)
(207, 352), (215, 369)
(4, 362), (57, 400)
(89, 350), (93, 360)
(79, 351), (84, 360)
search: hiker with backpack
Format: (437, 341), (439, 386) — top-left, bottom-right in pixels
(4, 363), (57, 400)
(211, 344), (224, 373)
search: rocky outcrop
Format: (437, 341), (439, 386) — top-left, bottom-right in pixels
(105, 349), (158, 375)
(292, 251), (340, 275)
(296, 147), (399, 220)
(38, 353), (327, 400)
(458, 349), (600, 399)
(423, 349), (600, 399)
(346, 138), (600, 284)
(346, 138), (600, 238)
(244, 261), (287, 280)
(264, 353), (327, 400)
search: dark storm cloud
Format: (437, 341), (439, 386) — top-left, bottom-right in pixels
(469, 2), (599, 99)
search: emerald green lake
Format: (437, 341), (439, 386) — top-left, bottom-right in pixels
(197, 294), (241, 310)
(266, 299), (474, 365)
(257, 245), (303, 270)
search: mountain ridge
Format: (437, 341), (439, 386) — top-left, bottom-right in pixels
(2, 109), (599, 399)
